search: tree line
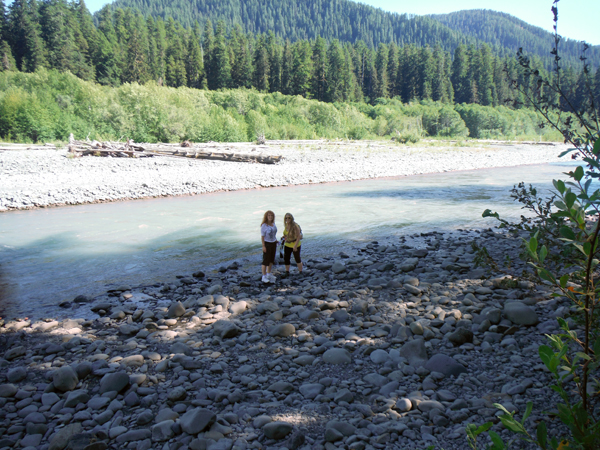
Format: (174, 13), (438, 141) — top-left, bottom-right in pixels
(0, 0), (599, 113)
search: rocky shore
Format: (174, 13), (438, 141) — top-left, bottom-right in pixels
(0, 140), (566, 211)
(0, 227), (570, 450)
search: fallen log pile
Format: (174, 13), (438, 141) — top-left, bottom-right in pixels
(66, 137), (282, 164)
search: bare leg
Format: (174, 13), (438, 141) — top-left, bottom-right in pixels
(297, 262), (303, 273)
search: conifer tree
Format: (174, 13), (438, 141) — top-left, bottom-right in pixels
(71, 0), (97, 80)
(291, 40), (312, 97)
(0, 0), (7, 42)
(280, 39), (292, 95)
(9, 0), (47, 71)
(0, 39), (16, 71)
(451, 44), (470, 103)
(124, 12), (150, 84)
(253, 33), (269, 91)
(267, 32), (281, 93)
(230, 24), (252, 89)
(373, 44), (389, 100)
(400, 45), (418, 103)
(95, 6), (120, 85)
(417, 46), (434, 100)
(325, 39), (345, 102)
(311, 36), (327, 101)
(431, 45), (449, 102)
(202, 19), (214, 87)
(476, 44), (494, 105)
(186, 22), (204, 89)
(153, 18), (167, 84)
(164, 18), (186, 87)
(387, 43), (399, 98)
(208, 20), (231, 90)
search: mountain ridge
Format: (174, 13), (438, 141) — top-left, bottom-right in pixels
(106, 0), (600, 68)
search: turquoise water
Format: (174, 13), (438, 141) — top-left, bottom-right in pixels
(0, 162), (574, 320)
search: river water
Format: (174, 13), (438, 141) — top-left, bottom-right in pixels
(0, 161), (573, 320)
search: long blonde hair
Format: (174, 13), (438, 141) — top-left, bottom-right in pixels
(261, 210), (275, 226)
(284, 212), (300, 241)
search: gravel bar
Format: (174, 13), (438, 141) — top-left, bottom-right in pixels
(0, 140), (566, 212)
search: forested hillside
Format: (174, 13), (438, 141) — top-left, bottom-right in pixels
(108, 0), (600, 68)
(430, 9), (599, 67)
(1, 0), (599, 115)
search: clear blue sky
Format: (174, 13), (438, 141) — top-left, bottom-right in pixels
(79, 0), (598, 45)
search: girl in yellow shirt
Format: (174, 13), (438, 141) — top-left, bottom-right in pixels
(282, 212), (303, 276)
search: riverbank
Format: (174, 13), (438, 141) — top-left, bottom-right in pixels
(0, 226), (568, 450)
(0, 140), (566, 212)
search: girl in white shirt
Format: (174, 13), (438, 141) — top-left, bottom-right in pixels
(260, 210), (277, 283)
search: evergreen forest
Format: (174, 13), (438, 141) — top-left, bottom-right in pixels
(0, 0), (599, 143)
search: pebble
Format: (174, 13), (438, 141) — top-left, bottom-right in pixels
(0, 227), (570, 450)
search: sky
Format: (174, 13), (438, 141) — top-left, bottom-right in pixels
(78, 0), (599, 45)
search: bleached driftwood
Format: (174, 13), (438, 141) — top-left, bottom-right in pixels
(66, 136), (282, 164)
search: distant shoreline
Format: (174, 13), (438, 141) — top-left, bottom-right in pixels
(0, 140), (566, 212)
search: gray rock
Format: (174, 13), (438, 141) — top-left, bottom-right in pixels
(299, 384), (324, 399)
(167, 301), (186, 318)
(395, 398), (412, 412)
(115, 429), (152, 443)
(48, 423), (82, 450)
(409, 321), (424, 335)
(155, 408), (179, 423)
(504, 301), (539, 325)
(398, 258), (419, 272)
(399, 339), (428, 367)
(332, 262), (346, 274)
(229, 301), (247, 315)
(152, 420), (175, 442)
(268, 381), (295, 393)
(269, 323), (295, 337)
(64, 389), (90, 408)
(424, 354), (467, 377)
(263, 421), (293, 440)
(4, 345), (26, 360)
(369, 349), (389, 364)
(180, 408), (216, 435)
(322, 348), (351, 364)
(447, 328), (473, 346)
(99, 372), (129, 394)
(53, 366), (79, 392)
(330, 310), (349, 323)
(404, 284), (422, 295)
(326, 420), (356, 436)
(213, 320), (241, 339)
(7, 367), (27, 383)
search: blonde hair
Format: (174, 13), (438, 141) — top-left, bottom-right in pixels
(261, 210), (275, 225)
(284, 213), (300, 241)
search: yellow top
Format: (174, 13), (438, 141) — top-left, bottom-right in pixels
(283, 227), (302, 248)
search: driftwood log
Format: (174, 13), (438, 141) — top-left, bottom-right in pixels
(66, 136), (282, 164)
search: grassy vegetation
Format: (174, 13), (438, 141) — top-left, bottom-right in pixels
(0, 69), (564, 144)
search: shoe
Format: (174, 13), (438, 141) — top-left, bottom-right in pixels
(267, 273), (276, 282)
(281, 272), (290, 278)
(261, 275), (269, 283)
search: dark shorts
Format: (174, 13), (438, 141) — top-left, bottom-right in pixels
(284, 245), (302, 265)
(262, 241), (277, 266)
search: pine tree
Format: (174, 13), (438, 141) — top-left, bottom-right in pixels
(311, 36), (327, 101)
(230, 24), (252, 89)
(94, 6), (121, 85)
(70, 0), (97, 80)
(280, 39), (292, 95)
(431, 45), (449, 102)
(164, 17), (186, 87)
(208, 20), (231, 90)
(153, 18), (167, 84)
(594, 67), (600, 115)
(451, 45), (470, 104)
(477, 44), (494, 105)
(186, 22), (204, 89)
(400, 45), (418, 103)
(267, 32), (281, 93)
(0, 0), (7, 42)
(253, 33), (270, 91)
(291, 40), (312, 97)
(372, 44), (389, 100)
(123, 12), (150, 84)
(9, 0), (47, 71)
(325, 39), (345, 102)
(417, 46), (434, 100)
(0, 39), (16, 71)
(387, 43), (399, 98)
(202, 19), (214, 88)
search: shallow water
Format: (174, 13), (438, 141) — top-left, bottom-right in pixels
(0, 161), (575, 320)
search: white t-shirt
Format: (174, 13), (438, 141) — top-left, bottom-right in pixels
(261, 223), (278, 243)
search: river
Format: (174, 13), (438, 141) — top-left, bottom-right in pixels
(0, 161), (573, 320)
